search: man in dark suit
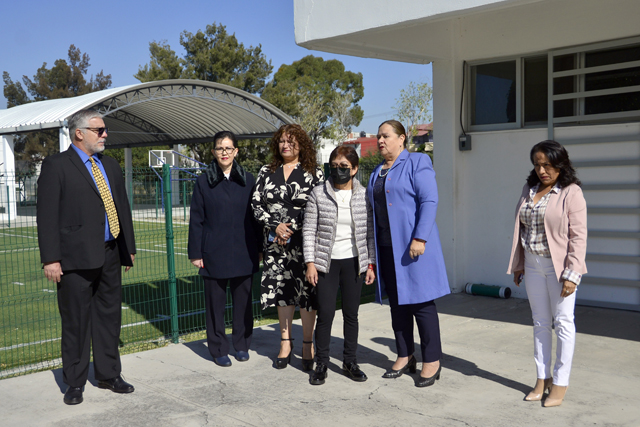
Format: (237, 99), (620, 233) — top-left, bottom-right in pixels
(37, 109), (136, 405)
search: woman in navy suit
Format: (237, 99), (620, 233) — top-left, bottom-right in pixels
(367, 120), (450, 387)
(188, 131), (261, 367)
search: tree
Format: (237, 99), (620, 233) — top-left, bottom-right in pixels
(328, 91), (357, 144)
(357, 151), (383, 186)
(133, 41), (183, 82)
(393, 81), (433, 148)
(135, 22), (274, 164)
(262, 55), (364, 147)
(3, 45), (112, 171)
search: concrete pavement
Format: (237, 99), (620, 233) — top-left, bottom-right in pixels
(1, 293), (639, 427)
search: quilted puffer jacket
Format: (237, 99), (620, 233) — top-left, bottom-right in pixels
(302, 177), (375, 274)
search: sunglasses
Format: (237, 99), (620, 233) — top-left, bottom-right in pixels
(82, 127), (108, 137)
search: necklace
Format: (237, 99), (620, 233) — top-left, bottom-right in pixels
(336, 189), (350, 203)
(379, 167), (390, 177)
(283, 162), (298, 168)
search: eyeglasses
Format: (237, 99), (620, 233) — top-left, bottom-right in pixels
(82, 127), (108, 137)
(330, 163), (352, 169)
(214, 146), (236, 154)
(278, 140), (298, 147)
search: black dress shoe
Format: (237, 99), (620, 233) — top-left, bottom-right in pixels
(309, 363), (328, 385)
(382, 355), (417, 379)
(98, 375), (135, 393)
(416, 365), (441, 388)
(235, 351), (250, 362)
(342, 362), (368, 382)
(213, 355), (232, 367)
(276, 338), (294, 369)
(64, 386), (83, 405)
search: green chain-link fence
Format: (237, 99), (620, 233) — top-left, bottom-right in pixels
(1, 161), (377, 379)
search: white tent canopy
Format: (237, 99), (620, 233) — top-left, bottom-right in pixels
(0, 79), (293, 222)
(0, 79), (294, 148)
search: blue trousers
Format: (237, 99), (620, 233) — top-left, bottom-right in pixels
(203, 275), (253, 358)
(379, 246), (442, 363)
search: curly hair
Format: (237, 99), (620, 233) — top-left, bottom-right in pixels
(526, 140), (581, 188)
(268, 124), (318, 174)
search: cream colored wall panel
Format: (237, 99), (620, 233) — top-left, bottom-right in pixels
(587, 238), (640, 257)
(583, 261), (640, 281)
(583, 191), (640, 207)
(578, 166), (640, 184)
(577, 284), (640, 306)
(586, 214), (640, 230)
(566, 142), (640, 162)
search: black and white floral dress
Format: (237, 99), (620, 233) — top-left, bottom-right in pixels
(252, 164), (324, 310)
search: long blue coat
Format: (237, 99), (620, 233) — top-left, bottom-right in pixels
(188, 162), (261, 280)
(367, 150), (450, 305)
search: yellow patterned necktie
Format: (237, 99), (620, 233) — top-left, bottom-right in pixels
(88, 157), (120, 239)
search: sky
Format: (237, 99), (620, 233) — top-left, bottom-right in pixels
(0, 0), (432, 134)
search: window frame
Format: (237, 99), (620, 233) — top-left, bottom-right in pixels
(467, 36), (640, 133)
(467, 56), (523, 132)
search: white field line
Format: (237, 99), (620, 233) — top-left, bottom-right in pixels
(0, 232), (37, 239)
(0, 310), (205, 352)
(0, 337), (61, 351)
(0, 247), (38, 254)
(0, 358), (62, 378)
(137, 248), (188, 256)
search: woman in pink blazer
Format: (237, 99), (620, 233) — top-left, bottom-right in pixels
(507, 140), (587, 407)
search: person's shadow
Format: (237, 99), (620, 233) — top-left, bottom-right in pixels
(183, 321), (392, 380)
(51, 364), (102, 394)
(370, 336), (529, 393)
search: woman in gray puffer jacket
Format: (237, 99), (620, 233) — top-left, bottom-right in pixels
(303, 145), (376, 386)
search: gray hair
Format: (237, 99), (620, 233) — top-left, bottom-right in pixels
(68, 110), (103, 142)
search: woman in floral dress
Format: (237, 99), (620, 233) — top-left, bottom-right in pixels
(252, 124), (324, 370)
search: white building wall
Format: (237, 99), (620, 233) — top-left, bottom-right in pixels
(429, 1), (640, 309)
(295, 0), (640, 309)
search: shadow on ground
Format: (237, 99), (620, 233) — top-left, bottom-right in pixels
(436, 293), (640, 342)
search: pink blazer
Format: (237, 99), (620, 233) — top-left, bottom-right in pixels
(507, 183), (587, 283)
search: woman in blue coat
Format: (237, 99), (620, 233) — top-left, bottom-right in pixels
(188, 131), (261, 367)
(367, 120), (450, 387)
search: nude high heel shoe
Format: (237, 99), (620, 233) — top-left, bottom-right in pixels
(524, 378), (552, 401)
(544, 385), (568, 407)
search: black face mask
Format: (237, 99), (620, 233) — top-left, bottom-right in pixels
(330, 167), (352, 185)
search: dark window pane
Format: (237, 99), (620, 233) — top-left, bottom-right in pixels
(471, 61), (516, 125)
(552, 55), (576, 118)
(585, 67), (640, 91)
(586, 45), (640, 68)
(554, 54), (576, 72)
(584, 45), (640, 116)
(554, 76), (575, 95)
(554, 100), (576, 118)
(585, 92), (640, 115)
(524, 57), (548, 123)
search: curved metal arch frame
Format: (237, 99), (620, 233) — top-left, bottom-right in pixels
(105, 109), (169, 143)
(92, 82), (290, 134)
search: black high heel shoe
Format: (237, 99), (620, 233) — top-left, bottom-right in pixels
(276, 338), (294, 369)
(416, 365), (441, 388)
(302, 340), (314, 371)
(382, 355), (417, 379)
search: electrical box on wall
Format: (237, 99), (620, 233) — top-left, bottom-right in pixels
(459, 134), (472, 151)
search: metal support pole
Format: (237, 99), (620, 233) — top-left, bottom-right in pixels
(129, 178), (133, 212)
(162, 164), (179, 343)
(6, 186), (10, 228)
(182, 180), (186, 221)
(155, 181), (159, 219)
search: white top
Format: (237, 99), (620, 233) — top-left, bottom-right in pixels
(331, 189), (358, 259)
